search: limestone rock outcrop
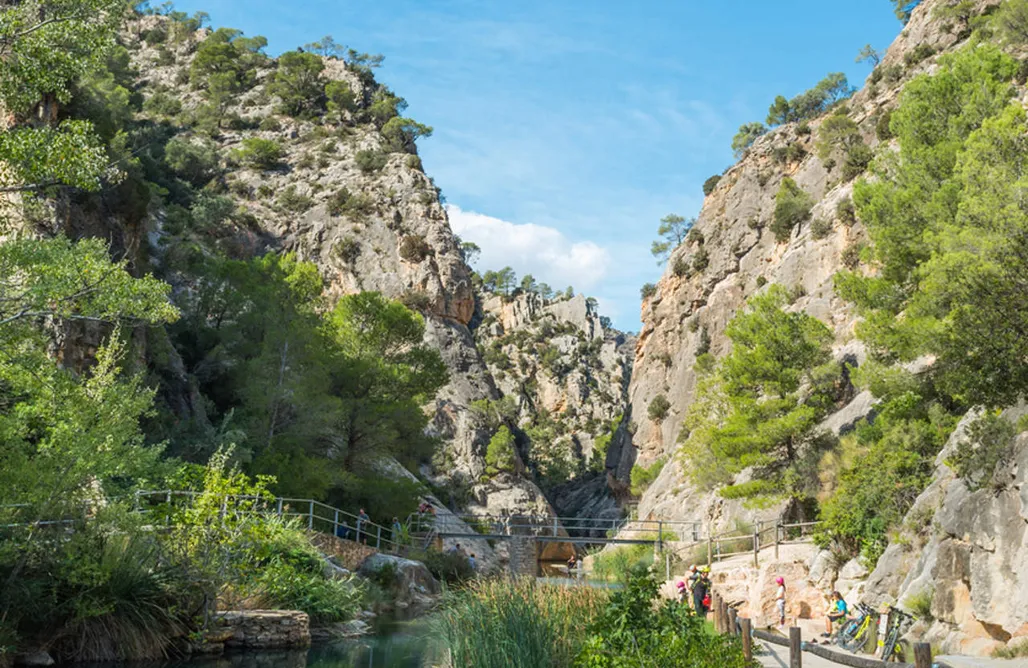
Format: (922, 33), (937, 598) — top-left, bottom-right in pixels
(357, 554), (441, 610)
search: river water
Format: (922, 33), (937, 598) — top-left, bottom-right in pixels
(76, 620), (440, 668)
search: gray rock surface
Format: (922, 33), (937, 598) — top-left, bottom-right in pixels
(357, 554), (441, 610)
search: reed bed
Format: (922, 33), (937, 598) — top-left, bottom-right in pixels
(434, 578), (608, 668)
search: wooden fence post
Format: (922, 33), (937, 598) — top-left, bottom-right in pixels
(728, 606), (738, 635)
(789, 626), (802, 668)
(914, 642), (932, 668)
(719, 597), (729, 635)
(753, 523), (760, 567)
(707, 533), (713, 567)
(741, 618), (752, 661)
(774, 519), (781, 561)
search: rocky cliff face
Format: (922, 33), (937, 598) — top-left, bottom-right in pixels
(615, 0), (997, 530)
(471, 290), (633, 520)
(98, 15), (638, 527)
(115, 16), (582, 520)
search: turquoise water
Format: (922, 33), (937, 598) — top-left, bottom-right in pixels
(75, 620), (438, 668)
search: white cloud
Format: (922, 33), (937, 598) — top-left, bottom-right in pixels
(446, 205), (611, 293)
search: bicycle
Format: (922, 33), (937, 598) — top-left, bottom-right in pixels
(835, 602), (877, 652)
(879, 606), (914, 662)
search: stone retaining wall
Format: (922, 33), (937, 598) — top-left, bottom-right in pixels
(312, 533), (379, 570)
(215, 611), (311, 650)
(507, 536), (538, 576)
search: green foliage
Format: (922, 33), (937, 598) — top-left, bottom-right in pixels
(816, 112), (860, 161)
(418, 548), (474, 584)
(399, 234), (432, 262)
(997, 0), (1028, 44)
(904, 586), (934, 621)
(630, 458), (665, 496)
(189, 27), (267, 114)
(327, 187), (374, 218)
(640, 283), (657, 300)
(766, 73), (854, 126)
(946, 412), (1017, 491)
(325, 79), (358, 121)
(577, 571), (753, 668)
(771, 177), (814, 242)
(732, 122), (766, 158)
(893, 0), (919, 23)
(590, 544), (654, 583)
(277, 185), (313, 213)
(703, 174), (721, 196)
(650, 213), (695, 263)
(485, 426), (517, 476)
(435, 578), (607, 668)
(355, 149), (388, 173)
(904, 43), (937, 67)
(269, 50), (326, 117)
(591, 415), (622, 473)
(816, 364), (958, 563)
(811, 218), (833, 240)
(679, 286), (838, 500)
(481, 266), (518, 296)
(876, 109), (895, 141)
(233, 137), (285, 169)
(164, 135), (219, 186)
(0, 121), (108, 194)
(856, 44), (882, 67)
(365, 87), (407, 127)
(381, 116), (433, 153)
(648, 395), (671, 423)
(843, 45), (1025, 407)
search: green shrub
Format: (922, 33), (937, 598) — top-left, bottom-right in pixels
(836, 198), (856, 226)
(771, 177), (814, 242)
(190, 192), (235, 228)
(164, 136), (218, 186)
(904, 586), (934, 621)
(630, 457), (665, 496)
(398, 234), (431, 262)
(640, 283), (657, 300)
(233, 137), (284, 170)
(672, 256), (691, 278)
(648, 395), (671, 422)
(399, 290), (432, 312)
(904, 43), (936, 67)
(731, 121), (767, 158)
(259, 116), (282, 131)
(692, 247), (710, 272)
(842, 142), (874, 181)
(405, 154), (423, 170)
(756, 276), (768, 288)
(841, 242), (864, 269)
(766, 72), (853, 126)
(143, 91), (182, 118)
(334, 237), (361, 264)
(946, 412), (1017, 491)
(277, 185), (313, 213)
(268, 50), (326, 117)
(419, 549), (475, 584)
(355, 149), (388, 173)
(810, 217), (833, 240)
(702, 174), (721, 196)
(485, 426), (516, 475)
(579, 571), (751, 667)
(590, 544), (654, 583)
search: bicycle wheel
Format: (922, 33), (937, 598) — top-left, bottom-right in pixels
(842, 620), (870, 652)
(834, 618), (860, 647)
(880, 628), (900, 662)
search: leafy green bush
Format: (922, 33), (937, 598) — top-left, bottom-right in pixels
(190, 192), (235, 228)
(904, 586), (934, 621)
(334, 237), (361, 264)
(259, 116), (282, 131)
(692, 247), (710, 272)
(578, 571), (752, 667)
(399, 234), (432, 262)
(731, 122), (766, 158)
(232, 137), (284, 169)
(766, 72), (853, 126)
(771, 177), (814, 242)
(904, 43), (936, 67)
(269, 50), (326, 117)
(811, 217), (833, 240)
(630, 457), (665, 496)
(702, 174), (721, 195)
(640, 283), (657, 300)
(382, 116), (433, 153)
(836, 198), (856, 226)
(590, 544), (654, 583)
(672, 255), (691, 278)
(648, 395), (671, 422)
(946, 412), (1017, 491)
(355, 149), (388, 173)
(277, 185), (313, 213)
(485, 426), (516, 475)
(143, 91), (182, 118)
(164, 135), (218, 186)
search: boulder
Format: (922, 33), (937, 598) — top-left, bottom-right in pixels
(357, 553), (440, 610)
(807, 550), (839, 592)
(13, 652), (54, 667)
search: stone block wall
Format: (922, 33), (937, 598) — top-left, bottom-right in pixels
(215, 611), (311, 649)
(507, 536), (538, 576)
(311, 533), (379, 570)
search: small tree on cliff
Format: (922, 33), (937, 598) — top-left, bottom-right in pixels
(485, 426), (517, 476)
(650, 214), (695, 264)
(678, 285), (839, 500)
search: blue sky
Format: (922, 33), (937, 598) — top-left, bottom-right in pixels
(168, 0), (900, 330)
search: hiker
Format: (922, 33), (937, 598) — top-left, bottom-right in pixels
(356, 507), (370, 544)
(392, 516), (403, 544)
(692, 567), (710, 614)
(468, 553), (477, 570)
(335, 519), (352, 541)
(823, 591), (848, 637)
(686, 564), (700, 600)
(775, 577), (787, 626)
(676, 580), (688, 604)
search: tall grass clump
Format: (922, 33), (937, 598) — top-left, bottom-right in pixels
(590, 544), (654, 583)
(434, 578), (607, 668)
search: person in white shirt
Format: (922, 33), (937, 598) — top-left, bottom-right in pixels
(775, 577), (787, 626)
